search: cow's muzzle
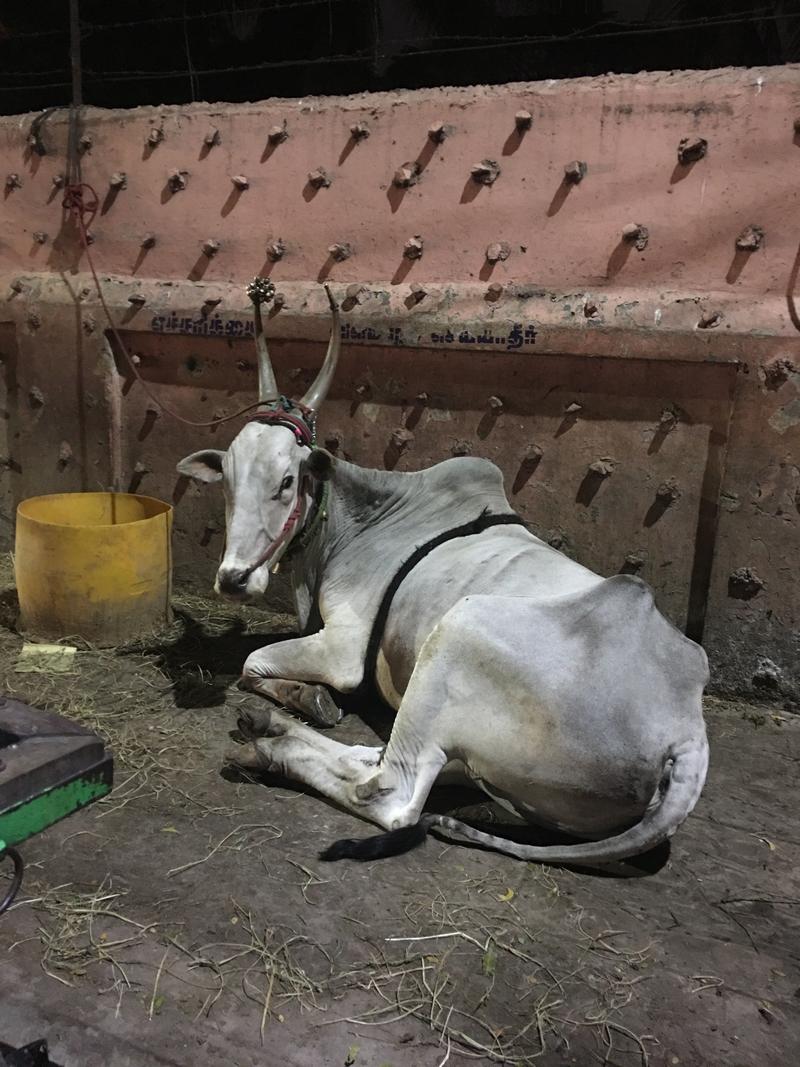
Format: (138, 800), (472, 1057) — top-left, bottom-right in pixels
(216, 567), (251, 598)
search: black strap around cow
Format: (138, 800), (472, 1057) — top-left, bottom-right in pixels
(358, 508), (527, 699)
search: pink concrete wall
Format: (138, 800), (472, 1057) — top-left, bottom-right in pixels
(1, 69), (799, 298)
(0, 66), (798, 697)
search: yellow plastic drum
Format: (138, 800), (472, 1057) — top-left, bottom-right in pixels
(14, 493), (173, 646)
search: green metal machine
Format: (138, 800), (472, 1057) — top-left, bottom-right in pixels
(0, 696), (113, 916)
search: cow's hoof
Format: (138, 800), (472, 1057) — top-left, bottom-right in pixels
(237, 707), (275, 740)
(223, 742), (262, 769)
(304, 685), (343, 727)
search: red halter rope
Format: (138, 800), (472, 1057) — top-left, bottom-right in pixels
(239, 487), (308, 579)
(246, 407), (314, 447)
(238, 400), (318, 578)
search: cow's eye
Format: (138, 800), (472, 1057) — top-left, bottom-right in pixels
(280, 475), (294, 492)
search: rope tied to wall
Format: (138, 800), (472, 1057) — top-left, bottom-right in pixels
(63, 180), (280, 430)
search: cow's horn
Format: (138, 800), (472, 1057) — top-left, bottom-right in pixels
(247, 277), (279, 403)
(299, 285), (340, 412)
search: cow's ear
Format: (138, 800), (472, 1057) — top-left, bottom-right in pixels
(176, 449), (225, 483)
(304, 447), (333, 482)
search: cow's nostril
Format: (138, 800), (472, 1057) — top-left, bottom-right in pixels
(218, 568), (248, 594)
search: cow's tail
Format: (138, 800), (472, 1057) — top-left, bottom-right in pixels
(319, 737), (708, 866)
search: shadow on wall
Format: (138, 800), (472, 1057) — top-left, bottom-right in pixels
(787, 238), (800, 333)
(0, 324), (22, 549)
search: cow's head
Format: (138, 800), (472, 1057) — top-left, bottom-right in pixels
(177, 281), (339, 601)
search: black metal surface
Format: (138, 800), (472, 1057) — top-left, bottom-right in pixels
(0, 1039), (60, 1067)
(0, 847), (24, 917)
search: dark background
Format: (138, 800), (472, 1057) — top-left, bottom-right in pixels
(1, 1), (799, 116)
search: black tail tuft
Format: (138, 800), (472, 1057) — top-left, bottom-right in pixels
(319, 820), (430, 862)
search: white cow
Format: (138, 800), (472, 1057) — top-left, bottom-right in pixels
(178, 281), (709, 865)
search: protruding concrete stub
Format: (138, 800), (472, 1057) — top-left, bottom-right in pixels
(168, 170), (189, 193)
(564, 160), (587, 183)
(515, 110), (533, 131)
(32, 232), (48, 245)
(487, 395), (504, 413)
(328, 242), (352, 262)
(109, 172), (127, 190)
(564, 402), (583, 415)
(403, 236), (424, 260)
(451, 440), (472, 457)
(141, 233), (157, 249)
(345, 283), (365, 303)
(267, 238), (286, 261)
(752, 657), (782, 691)
(393, 161), (421, 188)
(350, 122), (370, 141)
(202, 239), (221, 257)
(308, 168), (331, 189)
(588, 458), (615, 477)
(268, 122), (289, 144)
(28, 386), (45, 408)
(486, 242), (511, 264)
(428, 121), (453, 143)
(624, 552), (645, 572)
(486, 282), (504, 300)
(677, 136), (707, 164)
(621, 222), (649, 251)
(656, 478), (681, 503)
(659, 407), (678, 430)
(231, 175), (249, 190)
(728, 567), (765, 599)
(736, 225), (765, 252)
(5, 174), (22, 190)
(471, 159), (501, 185)
(147, 127), (164, 147)
(204, 128), (221, 148)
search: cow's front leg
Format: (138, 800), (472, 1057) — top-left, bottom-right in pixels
(239, 629), (364, 729)
(240, 677), (342, 727)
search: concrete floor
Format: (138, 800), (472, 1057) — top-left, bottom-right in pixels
(0, 576), (798, 1067)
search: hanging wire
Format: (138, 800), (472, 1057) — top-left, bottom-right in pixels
(62, 183), (275, 429)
